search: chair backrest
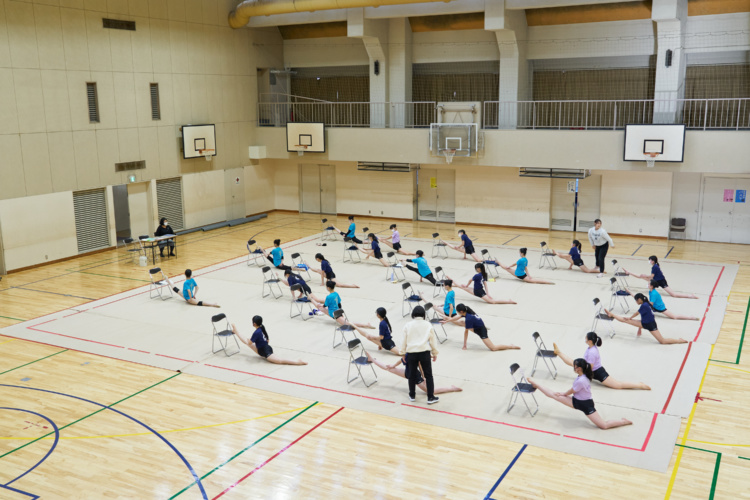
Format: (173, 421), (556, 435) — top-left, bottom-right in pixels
(387, 251), (395, 258)
(672, 218), (686, 226)
(434, 266), (442, 274)
(402, 282), (411, 290)
(362, 227), (369, 232)
(610, 277), (617, 284)
(532, 332), (540, 341)
(481, 249), (489, 256)
(509, 363), (521, 375)
(593, 298), (601, 306)
(262, 266), (271, 273)
(149, 267), (161, 275)
(540, 241), (547, 247)
(611, 259), (618, 266)
(432, 233), (439, 238)
(124, 237), (134, 244)
(347, 338), (361, 349)
(344, 237), (352, 243)
(322, 218), (327, 223)
(291, 253), (301, 260)
(212, 313), (226, 322)
(139, 235), (149, 240)
(333, 309), (345, 320)
(424, 302), (433, 311)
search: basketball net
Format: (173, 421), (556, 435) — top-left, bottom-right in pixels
(295, 145), (308, 157)
(645, 152), (659, 168)
(442, 149), (456, 164)
(199, 149), (214, 162)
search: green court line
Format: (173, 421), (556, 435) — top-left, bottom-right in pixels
(0, 315), (26, 322)
(739, 456), (749, 461)
(168, 401), (319, 499)
(710, 296), (749, 365)
(675, 444), (722, 500)
(0, 372), (181, 460)
(0, 349), (68, 376)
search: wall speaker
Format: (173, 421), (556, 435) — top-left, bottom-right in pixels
(374, 60), (380, 75)
(665, 49), (673, 67)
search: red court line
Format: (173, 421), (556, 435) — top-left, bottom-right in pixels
(156, 354), (195, 363)
(27, 326), (126, 349)
(128, 348), (150, 354)
(213, 406), (344, 499)
(401, 404), (560, 436)
(693, 266), (725, 343)
(563, 412), (658, 451)
(661, 342), (693, 414)
(63, 310), (87, 318)
(205, 364), (396, 404)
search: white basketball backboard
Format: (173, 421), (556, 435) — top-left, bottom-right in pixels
(624, 124), (685, 162)
(182, 124), (216, 159)
(287, 123), (325, 153)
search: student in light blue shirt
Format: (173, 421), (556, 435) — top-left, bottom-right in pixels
(402, 250), (437, 285)
(333, 215), (363, 244)
(502, 248), (554, 285)
(645, 280), (699, 321)
(309, 281), (375, 330)
(180, 269), (220, 307)
(265, 239), (291, 271)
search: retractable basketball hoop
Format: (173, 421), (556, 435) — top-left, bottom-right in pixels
(199, 149), (215, 162)
(644, 152), (659, 168)
(442, 149), (456, 164)
(294, 145), (308, 157)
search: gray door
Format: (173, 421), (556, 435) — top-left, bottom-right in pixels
(225, 167), (245, 220)
(577, 174), (601, 231)
(436, 169), (455, 223)
(550, 178), (574, 231)
(699, 177), (734, 243)
(300, 164), (322, 213)
(112, 184), (131, 242)
(417, 168), (437, 221)
(320, 165), (337, 214)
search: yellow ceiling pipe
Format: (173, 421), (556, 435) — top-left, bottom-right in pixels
(229, 0), (451, 29)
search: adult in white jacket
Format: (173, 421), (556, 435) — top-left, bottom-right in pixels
(400, 306), (440, 404)
(588, 219), (614, 278)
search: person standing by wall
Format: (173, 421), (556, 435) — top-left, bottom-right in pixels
(400, 306), (440, 404)
(588, 219), (615, 278)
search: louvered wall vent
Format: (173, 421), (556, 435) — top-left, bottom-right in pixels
(73, 189), (110, 253)
(103, 18), (136, 31)
(156, 178), (185, 231)
(115, 161), (146, 172)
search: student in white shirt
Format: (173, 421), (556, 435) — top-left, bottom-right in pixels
(400, 306), (440, 404)
(588, 219), (614, 278)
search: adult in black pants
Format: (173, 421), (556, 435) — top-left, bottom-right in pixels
(399, 306), (440, 404)
(587, 218), (614, 278)
(155, 217), (176, 257)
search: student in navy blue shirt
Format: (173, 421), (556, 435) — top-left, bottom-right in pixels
(358, 233), (390, 267)
(333, 215), (363, 244)
(605, 293), (688, 344)
(232, 316), (307, 365)
(623, 255), (699, 299)
(453, 263), (517, 305)
(309, 281), (375, 330)
(180, 269), (220, 307)
(281, 269), (323, 303)
(351, 307), (400, 355)
(443, 229), (482, 262)
(502, 248), (555, 285)
(401, 250), (437, 285)
(264, 239), (292, 272)
(310, 253), (359, 288)
(443, 304), (520, 352)
(551, 239), (600, 274)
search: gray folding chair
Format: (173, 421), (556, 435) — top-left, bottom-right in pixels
(431, 233), (448, 259)
(290, 284), (314, 320)
(432, 266), (448, 298)
(384, 252), (406, 282)
(148, 267), (174, 300)
(321, 218), (337, 241)
(347, 338), (377, 387)
(246, 239), (266, 267)
(612, 259), (631, 289)
(670, 217), (686, 240)
(508, 363), (539, 417)
(530, 332), (557, 379)
(261, 266), (283, 299)
(291, 252), (312, 280)
(539, 242), (557, 270)
(333, 309), (356, 348)
(424, 302), (448, 344)
(124, 237), (145, 264)
(591, 298), (616, 338)
(402, 282), (423, 317)
(609, 277), (631, 313)
(481, 249), (500, 279)
(342, 237), (361, 264)
(211, 313), (240, 356)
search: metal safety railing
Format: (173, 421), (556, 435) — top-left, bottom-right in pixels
(258, 100), (437, 128)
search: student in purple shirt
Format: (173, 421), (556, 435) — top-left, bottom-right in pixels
(442, 304), (520, 352)
(550, 239), (600, 274)
(605, 293), (688, 344)
(350, 307), (400, 355)
(452, 263), (517, 305)
(381, 224), (416, 256)
(232, 316), (307, 365)
(553, 332), (650, 390)
(443, 230), (482, 262)
(622, 255), (698, 299)
(529, 359), (633, 429)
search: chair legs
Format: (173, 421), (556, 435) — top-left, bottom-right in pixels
(531, 352), (557, 379)
(262, 280), (283, 299)
(347, 340), (378, 387)
(385, 265), (406, 282)
(291, 299), (314, 320)
(212, 333), (241, 356)
(508, 387), (539, 416)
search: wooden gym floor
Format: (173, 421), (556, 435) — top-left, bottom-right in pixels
(0, 211), (748, 499)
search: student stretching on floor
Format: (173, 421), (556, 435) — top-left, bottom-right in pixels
(178, 269), (220, 307)
(550, 239), (601, 274)
(365, 351), (463, 394)
(443, 230), (482, 262)
(264, 239), (291, 272)
(350, 307), (400, 355)
(451, 263), (517, 305)
(623, 280), (700, 321)
(528, 359), (633, 430)
(381, 224), (416, 256)
(622, 255), (699, 299)
(310, 254), (359, 288)
(553, 332), (650, 390)
(309, 281), (374, 329)
(281, 269), (323, 303)
(400, 250), (437, 285)
(434, 280), (464, 326)
(442, 304), (519, 351)
(332, 215), (363, 244)
(501, 248), (554, 284)
(605, 293), (688, 344)
(357, 234), (390, 267)
(232, 316), (306, 365)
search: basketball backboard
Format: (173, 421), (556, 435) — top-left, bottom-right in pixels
(287, 123), (325, 153)
(182, 124), (216, 159)
(429, 123), (480, 161)
(624, 124), (685, 163)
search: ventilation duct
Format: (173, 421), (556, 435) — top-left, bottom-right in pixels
(519, 168), (591, 179)
(357, 162), (412, 172)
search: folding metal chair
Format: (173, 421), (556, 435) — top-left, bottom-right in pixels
(148, 267), (174, 300)
(609, 277), (631, 313)
(333, 309), (356, 348)
(361, 226), (370, 249)
(291, 253), (312, 280)
(384, 252), (406, 282)
(539, 241), (557, 270)
(321, 218), (337, 241)
(432, 266), (448, 298)
(481, 249), (500, 279)
(342, 237), (361, 263)
(591, 298), (616, 338)
(612, 259), (631, 289)
(508, 363), (539, 417)
(211, 313), (240, 356)
(246, 239), (265, 267)
(431, 233), (448, 259)
(401, 282), (423, 317)
(530, 332), (557, 379)
(289, 284), (314, 320)
(424, 302), (448, 344)
(261, 266), (283, 299)
(123, 237), (145, 264)
(347, 338), (377, 387)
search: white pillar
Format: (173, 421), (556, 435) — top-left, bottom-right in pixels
(388, 18), (413, 128)
(652, 0), (688, 124)
(348, 9), (389, 128)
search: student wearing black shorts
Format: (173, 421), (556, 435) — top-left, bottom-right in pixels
(351, 307), (400, 355)
(232, 316), (307, 365)
(528, 359), (633, 430)
(332, 215), (363, 244)
(622, 255), (699, 299)
(605, 294), (688, 345)
(281, 269), (324, 303)
(453, 264), (517, 305)
(550, 239), (601, 274)
(443, 304), (520, 352)
(443, 229), (482, 262)
(310, 253), (359, 288)
(381, 224), (416, 256)
(553, 332), (651, 390)
(363, 351), (463, 395)
(357, 233), (390, 267)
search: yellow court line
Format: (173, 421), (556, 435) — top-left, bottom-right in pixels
(685, 439), (750, 448)
(709, 363), (750, 375)
(0, 405), (308, 441)
(664, 344), (714, 499)
(0, 339), (16, 346)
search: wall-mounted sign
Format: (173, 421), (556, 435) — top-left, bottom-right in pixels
(724, 189), (734, 202)
(737, 189), (746, 203)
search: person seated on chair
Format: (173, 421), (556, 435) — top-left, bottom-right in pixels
(442, 304), (519, 352)
(332, 215), (363, 244)
(350, 307), (400, 355)
(154, 217), (176, 258)
(181, 269), (220, 308)
(281, 269), (323, 303)
(232, 316), (306, 365)
(264, 239), (291, 272)
(308, 281), (374, 329)
(449, 263), (517, 305)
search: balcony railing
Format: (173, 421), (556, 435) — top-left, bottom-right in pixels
(258, 101), (436, 129)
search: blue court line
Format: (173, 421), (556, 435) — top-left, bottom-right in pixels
(665, 246), (675, 259)
(484, 444), (527, 500)
(631, 244), (643, 256)
(502, 235), (520, 245)
(1, 408), (59, 487)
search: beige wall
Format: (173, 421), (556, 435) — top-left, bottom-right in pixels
(601, 171), (673, 237)
(127, 181), (152, 238)
(335, 164), (413, 218)
(182, 170), (227, 229)
(244, 163), (275, 215)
